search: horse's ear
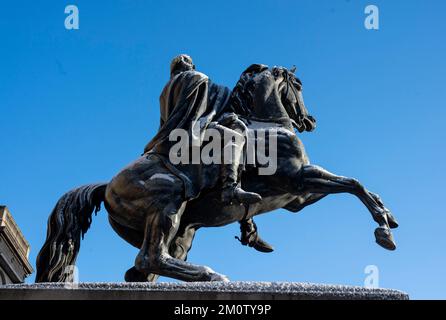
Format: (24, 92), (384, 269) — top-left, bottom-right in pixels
(290, 66), (297, 74)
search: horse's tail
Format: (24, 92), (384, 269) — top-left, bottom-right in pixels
(35, 183), (108, 282)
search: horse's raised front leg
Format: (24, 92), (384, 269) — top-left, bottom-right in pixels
(284, 193), (327, 213)
(135, 199), (228, 282)
(298, 165), (398, 250)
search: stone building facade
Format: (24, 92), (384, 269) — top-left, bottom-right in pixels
(0, 206), (33, 284)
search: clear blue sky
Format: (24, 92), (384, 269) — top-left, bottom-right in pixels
(1, 0), (445, 299)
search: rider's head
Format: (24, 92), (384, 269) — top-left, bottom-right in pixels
(170, 54), (195, 77)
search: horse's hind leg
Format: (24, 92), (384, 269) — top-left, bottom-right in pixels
(169, 224), (196, 261)
(108, 208), (196, 283)
(106, 216), (150, 282)
(123, 225), (198, 283)
(299, 165), (397, 250)
(135, 199), (228, 282)
(142, 225), (197, 283)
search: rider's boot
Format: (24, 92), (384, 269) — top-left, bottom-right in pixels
(237, 219), (274, 253)
(221, 180), (262, 205)
(220, 140), (261, 205)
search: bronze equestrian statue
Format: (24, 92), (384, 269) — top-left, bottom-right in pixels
(36, 55), (399, 283)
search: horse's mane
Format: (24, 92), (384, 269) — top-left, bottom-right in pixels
(230, 64), (302, 116)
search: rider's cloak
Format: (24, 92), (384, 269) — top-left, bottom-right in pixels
(143, 70), (232, 199)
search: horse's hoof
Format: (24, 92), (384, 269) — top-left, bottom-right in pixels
(124, 266), (148, 282)
(209, 273), (230, 282)
(374, 227), (396, 251)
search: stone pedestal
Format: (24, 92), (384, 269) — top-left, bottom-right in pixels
(0, 282), (409, 300)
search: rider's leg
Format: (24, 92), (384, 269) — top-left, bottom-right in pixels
(218, 122), (262, 205)
(214, 116), (272, 252)
(299, 165), (397, 250)
(214, 114), (261, 205)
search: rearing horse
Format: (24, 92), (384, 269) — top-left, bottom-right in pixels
(36, 65), (398, 283)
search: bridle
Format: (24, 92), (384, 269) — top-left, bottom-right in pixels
(233, 67), (302, 130)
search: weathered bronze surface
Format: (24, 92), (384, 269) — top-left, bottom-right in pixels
(35, 56), (398, 283)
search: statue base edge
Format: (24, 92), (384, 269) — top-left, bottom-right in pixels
(0, 281), (409, 300)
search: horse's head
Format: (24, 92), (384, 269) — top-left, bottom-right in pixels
(231, 64), (316, 133)
(272, 66), (316, 133)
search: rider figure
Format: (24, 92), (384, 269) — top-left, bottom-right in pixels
(157, 54), (274, 253)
